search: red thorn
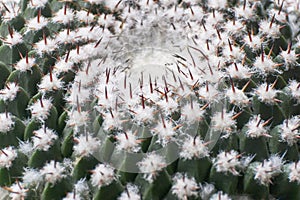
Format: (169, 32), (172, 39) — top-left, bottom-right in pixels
(106, 68), (110, 84)
(49, 66), (53, 82)
(193, 135), (197, 146)
(288, 42), (292, 54)
(37, 8), (41, 23)
(0, 149), (8, 157)
(190, 97), (193, 109)
(78, 81), (81, 93)
(8, 25), (13, 38)
(163, 76), (168, 92)
(171, 23), (176, 30)
(43, 31), (47, 45)
(270, 14), (275, 29)
(256, 118), (262, 127)
(206, 40), (210, 51)
(26, 52), (29, 64)
(76, 45), (80, 54)
(115, 0), (122, 9)
(228, 39), (233, 52)
(86, 61), (91, 75)
(149, 75), (153, 93)
(105, 86), (108, 99)
(234, 63), (239, 71)
(229, 76), (235, 93)
(124, 132), (128, 140)
(2, 3), (11, 13)
(5, 83), (10, 90)
(261, 45), (264, 62)
(67, 23), (70, 35)
(124, 74), (127, 89)
(129, 83), (132, 99)
(208, 64), (213, 75)
(94, 37), (103, 48)
(206, 81), (209, 92)
(278, 0), (284, 15)
(216, 29), (222, 40)
(140, 72), (143, 89)
(65, 49), (70, 63)
(141, 94), (145, 109)
(109, 108), (114, 118)
(64, 3), (67, 15)
(77, 96), (81, 113)
(161, 112), (166, 128)
(202, 20), (207, 31)
(188, 69), (194, 80)
(190, 6), (194, 15)
(248, 31), (252, 42)
(164, 88), (168, 103)
(40, 96), (44, 108)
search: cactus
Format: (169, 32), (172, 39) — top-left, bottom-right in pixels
(0, 0), (300, 199)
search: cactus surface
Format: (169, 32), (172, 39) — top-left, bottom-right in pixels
(0, 0), (300, 199)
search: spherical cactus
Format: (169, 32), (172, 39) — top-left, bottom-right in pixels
(0, 0), (300, 199)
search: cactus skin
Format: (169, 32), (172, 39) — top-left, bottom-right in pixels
(0, 0), (300, 200)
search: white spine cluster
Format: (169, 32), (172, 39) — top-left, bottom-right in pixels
(40, 161), (66, 184)
(179, 136), (210, 160)
(0, 82), (19, 102)
(287, 161), (300, 184)
(15, 57), (35, 72)
(1, 31), (23, 47)
(38, 72), (63, 93)
(210, 191), (232, 200)
(213, 150), (242, 176)
(137, 153), (166, 183)
(0, 112), (14, 133)
(22, 167), (43, 187)
(0, 146), (17, 168)
(211, 110), (236, 137)
(28, 0), (48, 8)
(91, 164), (115, 188)
(288, 80), (300, 102)
(118, 184), (141, 200)
(28, 97), (52, 122)
(66, 110), (89, 133)
(245, 115), (271, 138)
(73, 133), (100, 157)
(6, 182), (28, 200)
(115, 131), (141, 153)
(32, 127), (58, 151)
(279, 116), (300, 146)
(63, 179), (90, 200)
(254, 155), (284, 185)
(255, 83), (279, 104)
(171, 173), (199, 200)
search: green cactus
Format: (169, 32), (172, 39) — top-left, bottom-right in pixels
(0, 0), (300, 200)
